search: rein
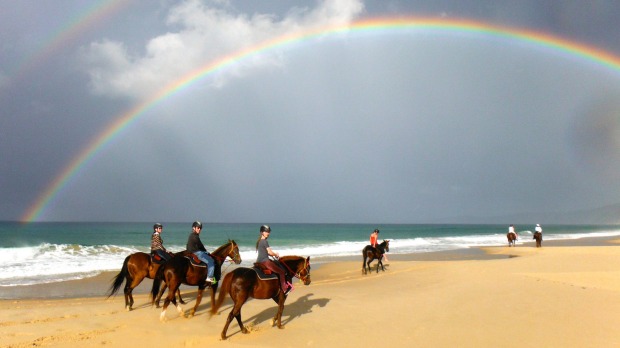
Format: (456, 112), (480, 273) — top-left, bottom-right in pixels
(210, 241), (240, 264)
(280, 257), (310, 282)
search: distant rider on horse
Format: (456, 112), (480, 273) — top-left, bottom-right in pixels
(151, 223), (172, 262)
(508, 224), (518, 239)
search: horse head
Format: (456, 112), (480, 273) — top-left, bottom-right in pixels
(382, 239), (390, 252)
(211, 240), (242, 264)
(226, 240), (242, 264)
(281, 256), (311, 285)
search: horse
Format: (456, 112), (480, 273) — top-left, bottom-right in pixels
(362, 240), (390, 275)
(151, 240), (241, 320)
(507, 232), (517, 247)
(533, 231), (543, 247)
(107, 251), (186, 311)
(210, 255), (311, 340)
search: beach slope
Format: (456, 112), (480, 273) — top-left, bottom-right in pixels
(2, 243), (620, 347)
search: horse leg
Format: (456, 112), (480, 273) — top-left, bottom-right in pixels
(222, 293), (250, 340)
(177, 287), (186, 304)
(122, 278), (133, 311)
(273, 295), (286, 329)
(378, 259), (384, 272)
(155, 284), (167, 308)
(124, 275), (143, 311)
(362, 254), (367, 275)
(189, 287), (204, 317)
(160, 282), (182, 322)
(209, 283), (217, 311)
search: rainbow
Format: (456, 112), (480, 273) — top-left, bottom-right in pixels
(8, 0), (129, 85)
(21, 17), (620, 222)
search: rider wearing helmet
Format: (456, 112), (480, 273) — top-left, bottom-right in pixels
(186, 221), (217, 284)
(255, 225), (292, 295)
(151, 223), (172, 262)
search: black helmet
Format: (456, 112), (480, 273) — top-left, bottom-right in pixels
(192, 221), (202, 228)
(153, 223), (163, 230)
(374, 229), (380, 233)
(260, 225), (271, 233)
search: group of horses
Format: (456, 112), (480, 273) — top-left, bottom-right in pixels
(107, 240), (311, 340)
(506, 231), (543, 247)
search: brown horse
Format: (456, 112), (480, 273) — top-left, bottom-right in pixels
(507, 232), (517, 247)
(151, 240), (241, 321)
(533, 232), (543, 247)
(362, 240), (390, 275)
(210, 256), (311, 340)
(107, 251), (185, 311)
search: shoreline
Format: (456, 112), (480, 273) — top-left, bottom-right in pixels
(1, 234), (616, 301)
(2, 235), (620, 347)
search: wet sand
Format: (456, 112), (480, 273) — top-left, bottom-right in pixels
(2, 236), (620, 347)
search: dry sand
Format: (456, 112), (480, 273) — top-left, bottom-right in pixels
(2, 238), (620, 347)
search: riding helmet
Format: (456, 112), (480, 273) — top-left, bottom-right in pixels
(153, 223), (163, 230)
(260, 225), (271, 233)
(192, 221), (202, 228)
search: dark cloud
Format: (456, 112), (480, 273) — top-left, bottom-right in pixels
(2, 1), (620, 223)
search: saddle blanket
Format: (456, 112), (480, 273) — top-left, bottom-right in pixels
(252, 266), (279, 281)
(185, 254), (207, 267)
(150, 253), (167, 265)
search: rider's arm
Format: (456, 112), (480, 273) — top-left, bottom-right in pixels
(266, 247), (279, 258)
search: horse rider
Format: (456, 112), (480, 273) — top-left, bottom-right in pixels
(151, 223), (172, 262)
(370, 228), (388, 262)
(255, 225), (292, 295)
(186, 221), (217, 284)
(508, 224), (518, 239)
(535, 224), (543, 234)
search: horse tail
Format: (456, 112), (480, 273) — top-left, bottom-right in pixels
(210, 271), (233, 317)
(150, 261), (166, 302)
(107, 255), (130, 298)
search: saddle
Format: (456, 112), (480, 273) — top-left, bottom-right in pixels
(150, 252), (167, 265)
(185, 254), (207, 267)
(252, 263), (292, 281)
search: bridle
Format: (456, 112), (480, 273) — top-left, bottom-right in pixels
(211, 241), (241, 265)
(226, 241), (241, 264)
(281, 257), (311, 283)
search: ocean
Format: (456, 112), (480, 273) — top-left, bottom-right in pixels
(1, 222), (619, 288)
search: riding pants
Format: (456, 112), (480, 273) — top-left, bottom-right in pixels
(152, 249), (172, 261)
(260, 260), (289, 292)
(194, 251), (215, 278)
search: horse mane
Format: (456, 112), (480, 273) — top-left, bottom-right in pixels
(278, 255), (302, 263)
(211, 239), (235, 254)
(279, 255), (310, 271)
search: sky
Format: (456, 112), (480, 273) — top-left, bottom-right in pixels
(2, 0), (620, 224)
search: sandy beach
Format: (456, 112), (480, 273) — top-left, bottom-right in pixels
(2, 237), (620, 347)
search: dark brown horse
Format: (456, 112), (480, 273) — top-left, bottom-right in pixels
(107, 251), (185, 311)
(533, 232), (543, 247)
(151, 240), (241, 321)
(362, 240), (390, 275)
(210, 256), (311, 340)
(507, 232), (517, 247)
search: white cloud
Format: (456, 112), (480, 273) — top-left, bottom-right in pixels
(80, 0), (364, 100)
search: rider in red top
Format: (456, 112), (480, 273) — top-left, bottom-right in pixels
(369, 228), (388, 262)
(369, 229), (379, 247)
